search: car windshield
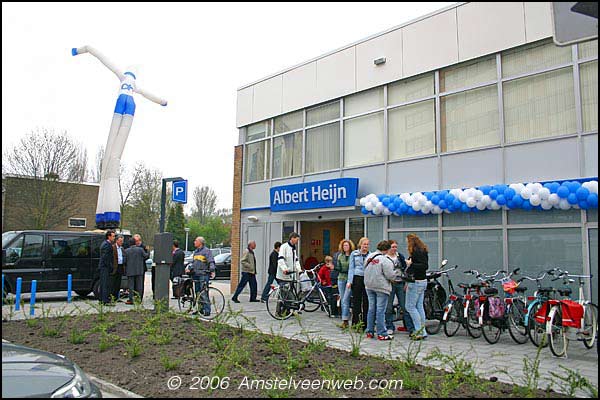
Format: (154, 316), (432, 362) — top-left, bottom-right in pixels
(184, 251), (193, 257)
(214, 253), (230, 262)
(210, 249), (220, 257)
(2, 232), (20, 249)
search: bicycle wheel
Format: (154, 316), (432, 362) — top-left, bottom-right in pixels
(582, 303), (598, 349)
(507, 299), (529, 344)
(443, 301), (461, 337)
(266, 286), (294, 320)
(527, 301), (549, 348)
(425, 290), (445, 335)
(549, 304), (568, 357)
(480, 302), (501, 344)
(465, 299), (482, 339)
(196, 287), (225, 320)
(178, 283), (195, 313)
(303, 288), (322, 312)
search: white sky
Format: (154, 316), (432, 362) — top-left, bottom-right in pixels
(2, 2), (454, 211)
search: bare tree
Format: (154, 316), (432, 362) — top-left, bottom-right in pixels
(90, 145), (104, 183)
(3, 128), (89, 229)
(191, 185), (217, 224)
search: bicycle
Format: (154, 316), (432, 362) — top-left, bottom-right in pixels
(461, 269), (502, 339)
(443, 276), (489, 338)
(175, 274), (225, 320)
(520, 269), (561, 348)
(266, 263), (332, 320)
(545, 270), (597, 357)
(420, 259), (450, 335)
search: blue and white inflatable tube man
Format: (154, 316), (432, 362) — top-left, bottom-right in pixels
(72, 46), (167, 229)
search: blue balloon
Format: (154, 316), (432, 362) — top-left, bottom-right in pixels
(407, 208), (417, 215)
(445, 193), (455, 203)
(549, 182), (560, 193)
(512, 196), (523, 207)
(388, 203), (396, 212)
(543, 182), (552, 190)
(568, 181), (581, 193)
(489, 189), (499, 200)
(394, 198), (402, 208)
(472, 207), (480, 213)
(461, 204), (470, 213)
(567, 193), (578, 205)
(578, 200), (589, 210)
(533, 205), (543, 211)
(438, 190), (449, 198)
(496, 194), (507, 205)
(506, 199), (515, 208)
(479, 185), (492, 195)
(431, 195), (440, 205)
(438, 200), (448, 209)
(361, 206), (369, 215)
(576, 187), (590, 201)
(399, 204), (409, 214)
(377, 194), (386, 201)
(587, 193), (598, 207)
(447, 204), (456, 212)
(504, 188), (516, 200)
(495, 184), (508, 194)
(521, 200), (532, 211)
(382, 197), (391, 206)
(452, 199), (462, 209)
(424, 192), (434, 200)
(557, 185), (570, 199)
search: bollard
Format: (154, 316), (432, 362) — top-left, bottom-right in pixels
(15, 277), (22, 311)
(67, 274), (72, 303)
(1, 274), (4, 306)
(30, 280), (37, 316)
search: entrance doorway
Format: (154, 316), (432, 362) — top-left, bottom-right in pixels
(299, 220), (345, 269)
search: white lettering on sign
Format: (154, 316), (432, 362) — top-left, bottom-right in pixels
(273, 184), (348, 206)
(311, 183), (347, 205)
(273, 188), (309, 205)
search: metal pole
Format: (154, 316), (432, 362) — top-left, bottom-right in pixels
(159, 178), (167, 233)
(185, 228), (190, 252)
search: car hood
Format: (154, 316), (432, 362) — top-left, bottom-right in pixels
(2, 342), (75, 397)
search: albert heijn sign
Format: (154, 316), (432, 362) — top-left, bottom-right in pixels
(270, 178), (359, 212)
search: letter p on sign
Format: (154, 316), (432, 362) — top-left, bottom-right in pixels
(172, 180), (188, 204)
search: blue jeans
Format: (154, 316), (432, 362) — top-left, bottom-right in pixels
(261, 273), (276, 301)
(338, 279), (351, 321)
(405, 280), (428, 336)
(193, 274), (210, 314)
(385, 282), (414, 332)
(366, 289), (389, 337)
(232, 272), (258, 301)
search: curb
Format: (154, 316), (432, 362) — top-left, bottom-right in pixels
(88, 375), (144, 398)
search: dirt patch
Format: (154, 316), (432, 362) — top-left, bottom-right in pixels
(2, 309), (566, 398)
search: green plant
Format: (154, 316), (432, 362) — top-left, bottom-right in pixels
(424, 347), (477, 385)
(149, 330), (173, 345)
(124, 337), (143, 358)
(265, 327), (290, 355)
(549, 365), (598, 398)
(99, 331), (118, 352)
(399, 338), (423, 368)
(160, 353), (181, 371)
(69, 329), (87, 344)
(25, 317), (39, 328)
(347, 321), (365, 357)
(510, 343), (543, 398)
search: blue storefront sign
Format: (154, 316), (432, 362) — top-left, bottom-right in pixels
(270, 178), (359, 212)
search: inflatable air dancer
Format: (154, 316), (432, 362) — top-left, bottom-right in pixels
(72, 46), (167, 229)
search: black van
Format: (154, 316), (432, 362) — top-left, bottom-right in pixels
(2, 230), (129, 298)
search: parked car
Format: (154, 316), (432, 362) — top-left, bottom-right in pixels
(183, 250), (193, 266)
(210, 247), (230, 258)
(213, 252), (231, 279)
(2, 230), (129, 299)
(2, 340), (102, 398)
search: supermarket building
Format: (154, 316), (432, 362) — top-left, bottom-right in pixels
(230, 2), (598, 303)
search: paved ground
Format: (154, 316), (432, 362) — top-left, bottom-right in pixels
(2, 276), (597, 396)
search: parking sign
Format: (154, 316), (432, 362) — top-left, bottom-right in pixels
(172, 180), (187, 204)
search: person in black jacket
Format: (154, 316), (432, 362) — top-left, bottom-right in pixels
(170, 240), (185, 281)
(98, 230), (116, 305)
(260, 241), (281, 302)
(404, 233), (429, 340)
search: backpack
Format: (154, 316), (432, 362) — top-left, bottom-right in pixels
(488, 297), (505, 319)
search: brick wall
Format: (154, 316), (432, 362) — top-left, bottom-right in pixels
(230, 145), (243, 293)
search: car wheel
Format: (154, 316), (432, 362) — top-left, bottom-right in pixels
(75, 290), (91, 298)
(92, 280), (101, 299)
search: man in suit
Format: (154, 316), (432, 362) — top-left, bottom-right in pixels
(98, 230), (115, 305)
(170, 240), (185, 281)
(110, 234), (126, 302)
(125, 236), (148, 304)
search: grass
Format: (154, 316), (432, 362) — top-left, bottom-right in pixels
(160, 353), (182, 371)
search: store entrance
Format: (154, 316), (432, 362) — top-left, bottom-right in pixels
(299, 220), (345, 270)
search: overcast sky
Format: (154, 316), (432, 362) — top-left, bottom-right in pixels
(2, 2), (453, 211)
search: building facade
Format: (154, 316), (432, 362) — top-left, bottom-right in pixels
(232, 2), (598, 303)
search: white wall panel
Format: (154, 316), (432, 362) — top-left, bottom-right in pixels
(583, 134), (598, 178)
(236, 87), (253, 128)
(282, 62), (317, 114)
(457, 2), (526, 62)
(252, 75), (282, 122)
(524, 2), (553, 43)
(242, 181), (271, 208)
(316, 47), (356, 103)
(441, 148), (503, 188)
(387, 158), (439, 194)
(356, 28), (403, 92)
(343, 165), (385, 197)
(403, 9), (459, 77)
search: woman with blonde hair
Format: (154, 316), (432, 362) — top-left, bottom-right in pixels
(404, 233), (429, 340)
(347, 237), (371, 330)
(334, 238), (355, 329)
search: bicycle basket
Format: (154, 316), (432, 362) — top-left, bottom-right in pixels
(173, 276), (193, 298)
(502, 279), (519, 295)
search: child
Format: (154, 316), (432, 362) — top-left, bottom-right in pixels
(318, 256), (335, 317)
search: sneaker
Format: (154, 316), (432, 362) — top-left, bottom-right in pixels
(410, 334), (424, 341)
(378, 335), (393, 341)
(387, 329), (395, 336)
(231, 297), (240, 303)
(366, 332), (375, 339)
(397, 326), (407, 332)
(340, 321), (349, 329)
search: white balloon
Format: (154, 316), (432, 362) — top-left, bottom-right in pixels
(365, 202), (374, 211)
(481, 195), (492, 206)
(491, 201), (501, 210)
(588, 181), (598, 194)
(559, 199), (571, 210)
(548, 193), (560, 205)
(514, 183), (525, 195)
(474, 190), (483, 200)
(412, 202), (421, 211)
(383, 209), (392, 216)
(418, 197), (427, 206)
(370, 199), (379, 208)
(521, 187), (532, 200)
(359, 197), (367, 206)
(532, 182), (543, 194)
(432, 205), (442, 214)
(476, 202), (487, 210)
(466, 198), (477, 208)
(539, 188), (550, 200)
(530, 194), (541, 206)
(525, 182), (536, 192)
(450, 188), (461, 197)
(405, 197), (413, 206)
(466, 188), (476, 198)
(541, 201), (553, 210)
(459, 191), (468, 202)
(400, 193), (411, 202)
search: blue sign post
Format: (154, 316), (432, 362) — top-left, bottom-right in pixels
(172, 180), (188, 204)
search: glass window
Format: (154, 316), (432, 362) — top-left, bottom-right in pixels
(589, 229), (598, 305)
(305, 122), (339, 173)
(502, 40), (572, 78)
(68, 218), (86, 228)
(349, 218), (364, 247)
(440, 55), (496, 93)
(344, 87), (384, 117)
(344, 112), (384, 167)
(443, 210), (502, 227)
(443, 230), (503, 276)
(588, 209), (598, 223)
(272, 131), (302, 178)
(389, 100), (436, 160)
(22, 234), (44, 258)
(389, 231), (439, 269)
(307, 101), (339, 126)
(441, 85), (499, 152)
(503, 68), (576, 143)
(388, 73), (434, 105)
(389, 213), (438, 229)
(245, 140), (267, 182)
(508, 228), (583, 278)
(580, 61), (598, 132)
(366, 218), (383, 250)
(274, 110), (303, 134)
(507, 208), (580, 225)
(49, 236), (91, 259)
(578, 40), (598, 59)
(246, 120), (270, 142)
(282, 221), (295, 242)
